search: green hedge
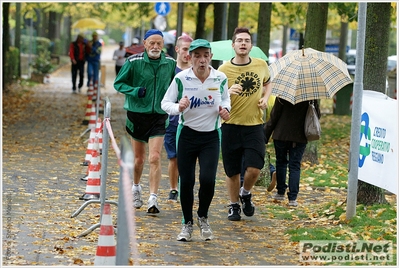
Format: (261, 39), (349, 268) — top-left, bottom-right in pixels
(4, 47), (20, 84)
(20, 35), (52, 55)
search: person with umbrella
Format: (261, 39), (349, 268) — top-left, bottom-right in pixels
(218, 27), (272, 221)
(264, 47), (351, 207)
(264, 98), (321, 207)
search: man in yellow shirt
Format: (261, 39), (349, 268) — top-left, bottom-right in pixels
(218, 27), (272, 221)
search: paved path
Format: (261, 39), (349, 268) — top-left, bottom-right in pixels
(2, 45), (331, 266)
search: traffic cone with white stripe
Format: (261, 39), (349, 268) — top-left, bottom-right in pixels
(94, 203), (116, 265)
(82, 137), (94, 166)
(82, 96), (94, 125)
(92, 82), (99, 102)
(87, 80), (94, 97)
(93, 117), (103, 153)
(80, 138), (101, 200)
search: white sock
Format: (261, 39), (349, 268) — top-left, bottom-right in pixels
(132, 184), (141, 190)
(149, 193), (157, 200)
(240, 187), (250, 196)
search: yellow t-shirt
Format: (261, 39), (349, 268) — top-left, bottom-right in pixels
(264, 94), (276, 122)
(218, 58), (270, 125)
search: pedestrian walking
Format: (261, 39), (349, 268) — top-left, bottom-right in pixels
(69, 34), (86, 93)
(164, 34), (193, 202)
(114, 29), (176, 214)
(113, 41), (126, 76)
(86, 31), (102, 87)
(161, 39), (231, 241)
(264, 98), (321, 207)
(218, 27), (272, 221)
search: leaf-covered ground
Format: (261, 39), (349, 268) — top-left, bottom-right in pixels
(2, 47), (396, 266)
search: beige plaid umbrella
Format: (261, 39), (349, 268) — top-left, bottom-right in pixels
(269, 48), (353, 104)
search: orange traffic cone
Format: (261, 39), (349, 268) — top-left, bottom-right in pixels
(92, 117), (103, 152)
(82, 137), (94, 166)
(82, 96), (94, 125)
(92, 82), (99, 102)
(80, 139), (101, 200)
(94, 203), (116, 265)
(87, 112), (97, 130)
(87, 80), (94, 96)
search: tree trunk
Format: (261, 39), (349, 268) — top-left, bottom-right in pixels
(303, 3), (328, 51)
(3, 2), (10, 89)
(213, 3), (227, 41)
(302, 3), (329, 165)
(227, 3), (240, 40)
(48, 11), (57, 40)
(212, 3), (227, 69)
(195, 3), (210, 39)
(257, 2), (272, 59)
(282, 24), (288, 56)
(338, 21), (348, 61)
(357, 3), (391, 205)
(16, 3), (22, 78)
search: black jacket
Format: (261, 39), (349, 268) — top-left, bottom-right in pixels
(264, 98), (321, 144)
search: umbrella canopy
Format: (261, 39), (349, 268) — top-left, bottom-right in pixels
(125, 44), (145, 57)
(71, 18), (106, 29)
(162, 31), (176, 45)
(269, 48), (353, 105)
(209, 40), (268, 61)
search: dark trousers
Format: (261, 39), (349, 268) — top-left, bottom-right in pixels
(115, 65), (122, 76)
(274, 140), (306, 201)
(177, 126), (220, 224)
(71, 60), (85, 89)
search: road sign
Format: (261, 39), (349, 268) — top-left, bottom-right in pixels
(290, 28), (300, 41)
(325, 44), (351, 54)
(155, 2), (171, 16)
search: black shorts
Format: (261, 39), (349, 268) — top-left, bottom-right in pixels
(126, 111), (168, 143)
(221, 124), (265, 177)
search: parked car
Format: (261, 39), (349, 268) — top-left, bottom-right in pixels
(345, 49), (356, 75)
(268, 49), (279, 65)
(345, 50), (396, 75)
(387, 55), (397, 72)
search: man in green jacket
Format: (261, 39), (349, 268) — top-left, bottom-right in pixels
(114, 29), (176, 214)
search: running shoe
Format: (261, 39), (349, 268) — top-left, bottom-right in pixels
(147, 196), (160, 214)
(132, 185), (143, 209)
(267, 171), (277, 192)
(227, 203), (241, 221)
(197, 216), (214, 241)
(177, 222), (193, 241)
(168, 190), (178, 202)
(239, 193), (255, 217)
(273, 193), (285, 201)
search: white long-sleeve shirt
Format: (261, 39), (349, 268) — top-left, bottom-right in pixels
(161, 66), (231, 132)
(113, 48), (126, 67)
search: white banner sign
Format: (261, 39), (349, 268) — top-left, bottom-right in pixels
(358, 90), (398, 194)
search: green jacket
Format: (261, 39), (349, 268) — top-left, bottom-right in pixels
(114, 51), (176, 114)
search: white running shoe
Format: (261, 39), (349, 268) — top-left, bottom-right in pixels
(147, 196), (160, 214)
(177, 222), (193, 242)
(197, 216), (214, 241)
(132, 185), (143, 209)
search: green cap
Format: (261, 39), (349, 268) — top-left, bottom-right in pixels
(189, 39), (211, 52)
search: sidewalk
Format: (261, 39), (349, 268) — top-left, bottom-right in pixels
(2, 45), (331, 266)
